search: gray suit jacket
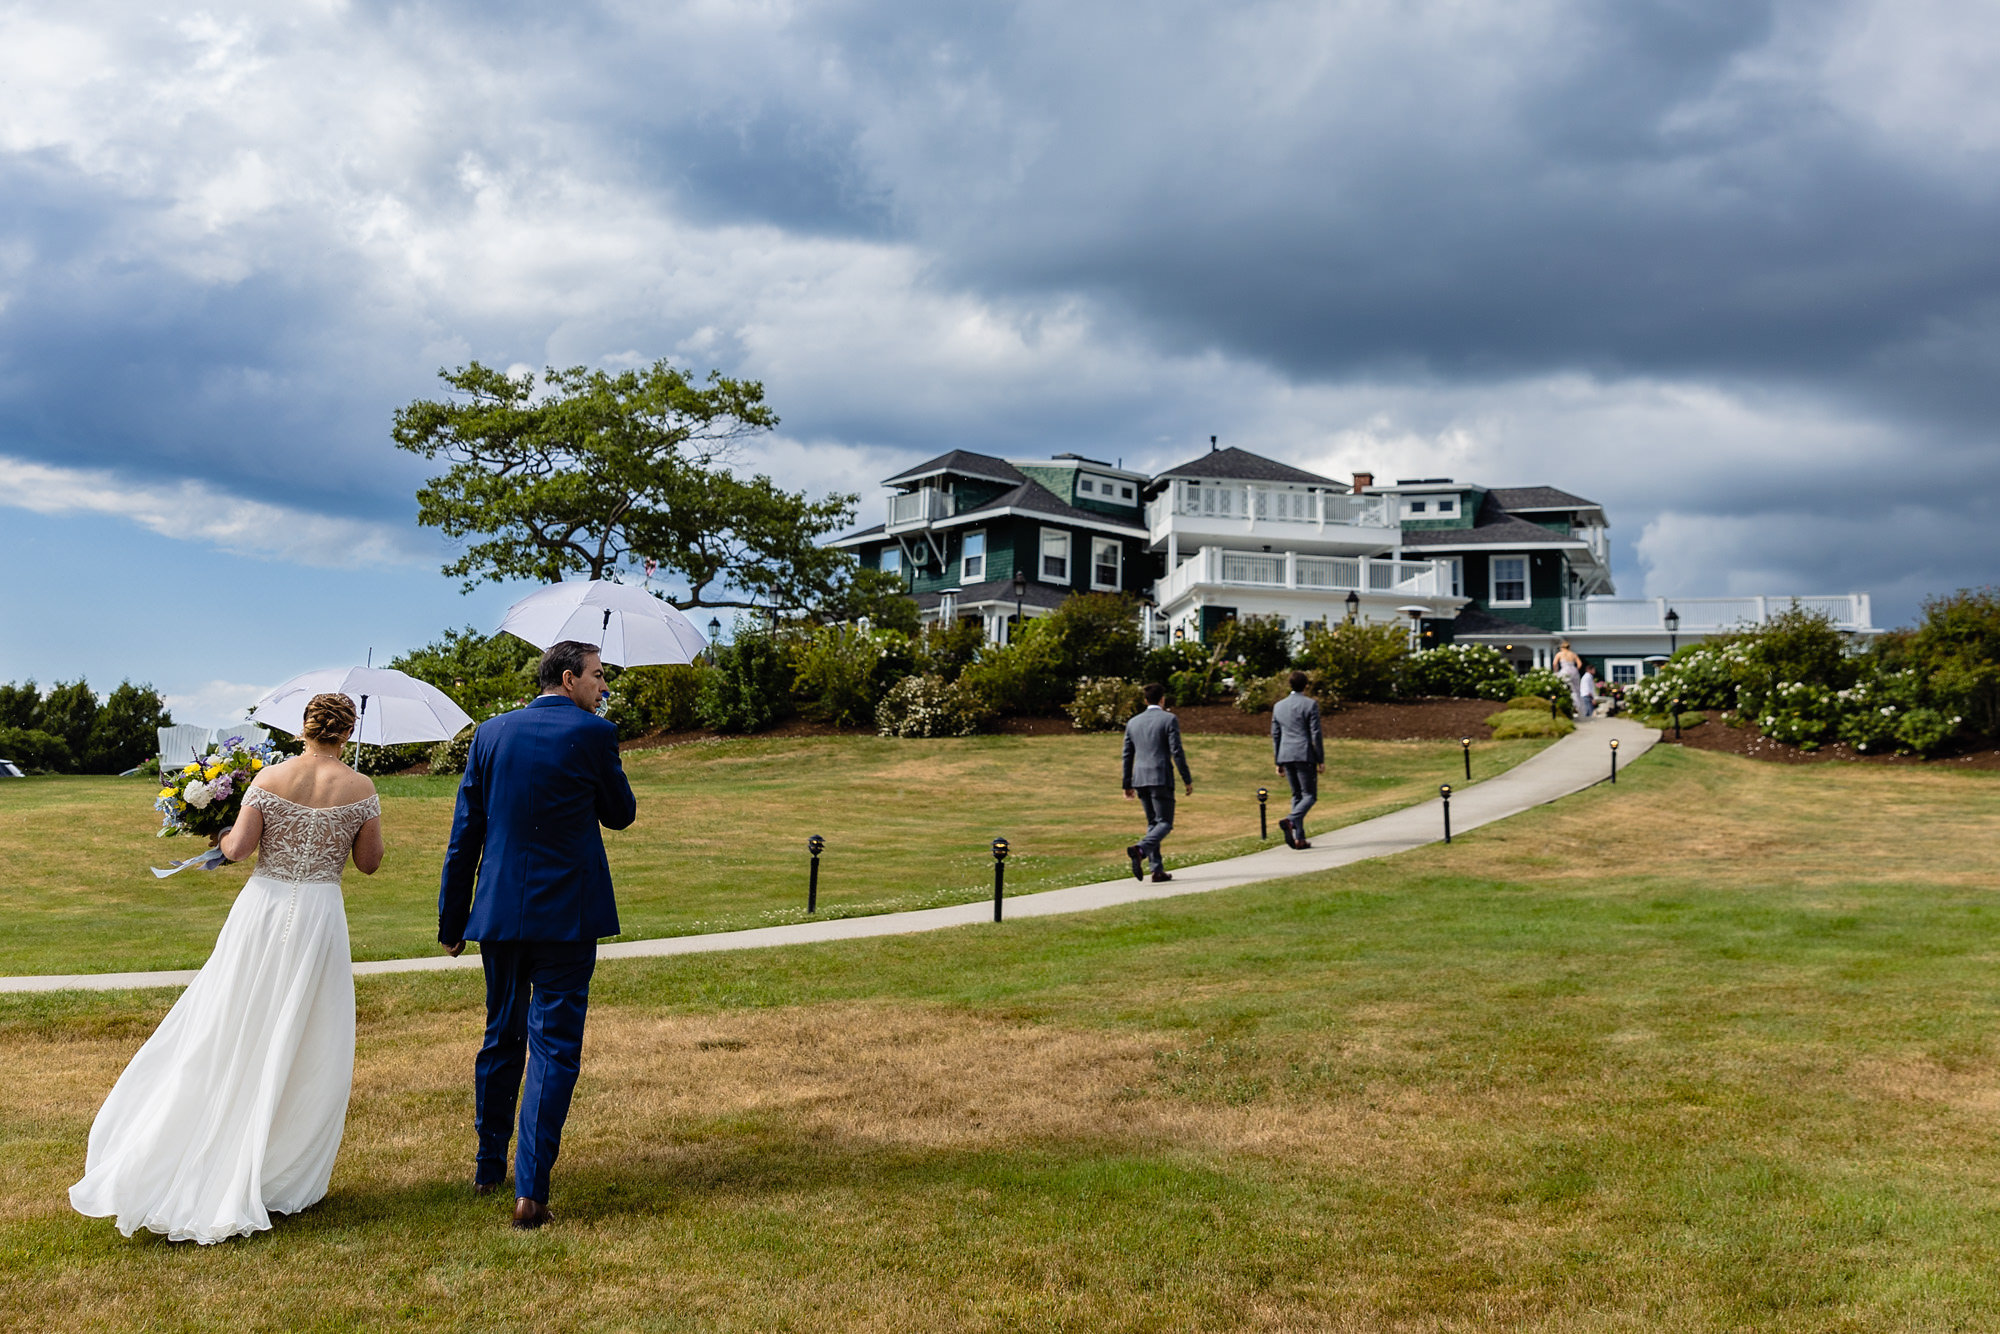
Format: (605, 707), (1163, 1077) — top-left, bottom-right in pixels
(1271, 691), (1324, 765)
(1122, 706), (1192, 789)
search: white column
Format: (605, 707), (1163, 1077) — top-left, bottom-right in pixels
(1756, 595), (1769, 624)
(1167, 530), (1178, 570)
(1285, 551), (1297, 589)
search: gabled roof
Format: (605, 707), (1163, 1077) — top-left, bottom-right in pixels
(951, 478), (1148, 533)
(882, 450), (1027, 488)
(1485, 486), (1601, 513)
(1151, 446), (1344, 490)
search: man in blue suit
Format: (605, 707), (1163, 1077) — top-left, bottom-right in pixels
(439, 639), (637, 1230)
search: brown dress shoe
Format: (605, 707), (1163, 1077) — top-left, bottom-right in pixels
(512, 1197), (552, 1229)
(1151, 871), (1173, 883)
(474, 1181), (499, 1197)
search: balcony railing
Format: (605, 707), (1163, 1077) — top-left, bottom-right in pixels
(1147, 479), (1391, 532)
(886, 488), (952, 530)
(1563, 595), (1874, 633)
(1158, 546), (1453, 606)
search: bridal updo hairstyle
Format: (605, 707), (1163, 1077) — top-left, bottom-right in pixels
(300, 692), (357, 745)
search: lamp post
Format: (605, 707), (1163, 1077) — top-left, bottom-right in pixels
(1460, 737), (1472, 781)
(1609, 736), (1620, 784)
(707, 615), (722, 644)
(1672, 697), (1683, 741)
(1665, 606), (1680, 656)
(991, 838), (1009, 921)
(1345, 590), (1360, 624)
(1257, 787), (1269, 841)
(1440, 783), (1452, 844)
(807, 834), (824, 913)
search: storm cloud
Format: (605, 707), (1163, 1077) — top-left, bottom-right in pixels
(2, 0), (1996, 679)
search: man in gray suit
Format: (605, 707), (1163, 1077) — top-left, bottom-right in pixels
(1122, 681), (1194, 882)
(1271, 670), (1325, 849)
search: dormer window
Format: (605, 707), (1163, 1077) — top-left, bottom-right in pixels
(1409, 500), (1428, 513)
(1079, 477), (1095, 494)
(1436, 498), (1456, 514)
(1120, 485), (1134, 499)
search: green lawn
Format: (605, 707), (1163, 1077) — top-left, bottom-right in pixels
(4, 747), (2000, 1329)
(0, 734), (1545, 975)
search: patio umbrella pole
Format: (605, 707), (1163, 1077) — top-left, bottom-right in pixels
(348, 695), (369, 768)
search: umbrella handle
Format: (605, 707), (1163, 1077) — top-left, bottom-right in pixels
(347, 695), (369, 768)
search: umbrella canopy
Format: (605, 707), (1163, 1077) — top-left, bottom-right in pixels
(252, 666), (474, 745)
(496, 580), (710, 667)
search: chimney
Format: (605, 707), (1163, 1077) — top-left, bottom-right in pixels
(1210, 434), (1218, 452)
(1352, 471), (1374, 493)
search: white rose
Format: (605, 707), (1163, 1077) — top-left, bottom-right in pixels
(184, 780), (214, 809)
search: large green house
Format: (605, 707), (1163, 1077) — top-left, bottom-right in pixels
(828, 450), (1155, 640)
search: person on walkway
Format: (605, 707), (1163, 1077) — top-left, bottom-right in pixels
(1123, 681), (1194, 883)
(1271, 671), (1325, 849)
(71, 692), (383, 1244)
(1555, 641), (1584, 716)
(438, 640), (637, 1230)
(1578, 664), (1598, 719)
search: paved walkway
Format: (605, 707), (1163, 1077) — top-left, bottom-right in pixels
(1, 717), (1657, 994)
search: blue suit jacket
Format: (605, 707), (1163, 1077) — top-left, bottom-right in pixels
(438, 695), (638, 944)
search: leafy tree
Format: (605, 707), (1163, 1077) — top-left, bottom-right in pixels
(813, 566), (921, 637)
(0, 726), (70, 773)
(1905, 587), (2000, 737)
(390, 626), (539, 721)
(0, 681), (39, 731)
(1037, 593), (1146, 682)
(393, 360), (862, 614)
(39, 680), (99, 768)
(86, 682), (173, 774)
(1213, 614), (1292, 678)
(696, 633), (797, 733)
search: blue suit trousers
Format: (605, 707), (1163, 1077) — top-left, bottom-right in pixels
(475, 941), (596, 1202)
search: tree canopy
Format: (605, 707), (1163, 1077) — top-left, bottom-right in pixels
(393, 360), (862, 612)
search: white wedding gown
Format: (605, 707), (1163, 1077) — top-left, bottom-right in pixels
(70, 787), (377, 1244)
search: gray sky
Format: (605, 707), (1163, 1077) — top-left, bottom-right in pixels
(2, 0), (1995, 719)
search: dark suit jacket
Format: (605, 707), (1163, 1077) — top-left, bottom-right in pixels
(1122, 706), (1193, 789)
(438, 695), (638, 944)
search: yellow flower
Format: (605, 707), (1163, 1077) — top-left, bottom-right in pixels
(251, 758), (263, 770)
(204, 765), (222, 780)
(183, 763), (199, 775)
(158, 787), (174, 800)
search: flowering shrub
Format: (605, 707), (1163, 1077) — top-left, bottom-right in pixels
(698, 633), (797, 733)
(156, 737), (276, 839)
(1401, 644), (1518, 700)
(605, 664), (707, 738)
(1233, 670), (1328, 713)
(428, 725), (477, 776)
(790, 624), (909, 728)
(1514, 669), (1576, 715)
(1296, 622), (1407, 702)
(874, 673), (993, 738)
(1064, 677), (1147, 731)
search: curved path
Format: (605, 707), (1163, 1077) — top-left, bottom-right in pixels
(1, 718), (1657, 994)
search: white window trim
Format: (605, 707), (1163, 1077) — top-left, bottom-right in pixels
(1039, 527), (1071, 584)
(1489, 554), (1531, 607)
(960, 529), (987, 583)
(1090, 537), (1121, 592)
(1441, 556), (1463, 598)
(1606, 658), (1644, 686)
(880, 547), (902, 575)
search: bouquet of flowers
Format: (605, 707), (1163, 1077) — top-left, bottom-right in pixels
(155, 737), (277, 841)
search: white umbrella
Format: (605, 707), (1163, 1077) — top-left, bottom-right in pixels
(495, 580), (710, 667)
(252, 666), (474, 746)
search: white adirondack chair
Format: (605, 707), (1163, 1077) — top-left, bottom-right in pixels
(156, 724), (213, 773)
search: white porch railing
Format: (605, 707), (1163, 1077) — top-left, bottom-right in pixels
(1563, 594), (1874, 632)
(1146, 479), (1391, 533)
(1158, 546), (1450, 605)
(886, 488), (951, 529)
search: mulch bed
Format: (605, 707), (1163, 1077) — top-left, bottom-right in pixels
(1661, 716), (2000, 769)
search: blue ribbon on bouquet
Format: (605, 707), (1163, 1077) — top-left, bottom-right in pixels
(151, 847), (230, 878)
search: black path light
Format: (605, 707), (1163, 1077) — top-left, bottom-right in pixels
(807, 834), (825, 914)
(1609, 736), (1621, 784)
(991, 837), (1010, 922)
(1671, 696), (1683, 741)
(1460, 736), (1472, 782)
(1440, 783), (1453, 844)
(1257, 787), (1269, 841)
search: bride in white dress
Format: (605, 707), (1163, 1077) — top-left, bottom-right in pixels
(70, 692), (384, 1244)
